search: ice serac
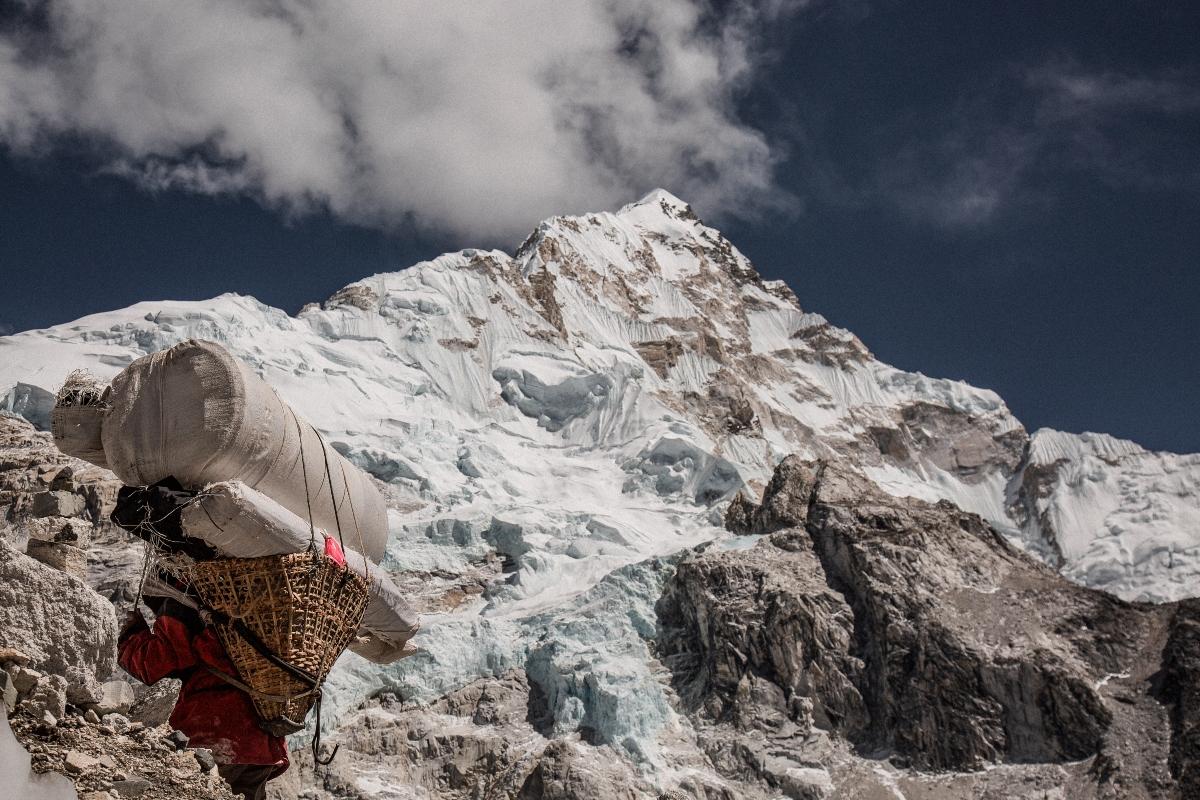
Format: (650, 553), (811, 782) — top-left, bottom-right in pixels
(1011, 428), (1200, 602)
(0, 189), (1197, 797)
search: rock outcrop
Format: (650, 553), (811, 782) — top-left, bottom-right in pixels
(270, 670), (666, 800)
(0, 415), (239, 800)
(1162, 600), (1200, 797)
(658, 456), (1194, 798)
(0, 415), (129, 597)
(0, 542), (117, 707)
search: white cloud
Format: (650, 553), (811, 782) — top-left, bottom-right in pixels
(1026, 61), (1200, 118)
(881, 125), (1039, 228)
(875, 60), (1200, 228)
(0, 1), (798, 239)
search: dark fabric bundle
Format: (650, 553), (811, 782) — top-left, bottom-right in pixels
(110, 476), (217, 560)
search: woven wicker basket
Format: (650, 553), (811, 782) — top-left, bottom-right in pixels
(188, 551), (369, 731)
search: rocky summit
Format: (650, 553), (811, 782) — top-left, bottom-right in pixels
(0, 191), (1197, 798)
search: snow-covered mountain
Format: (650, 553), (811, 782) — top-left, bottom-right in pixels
(1, 190), (1197, 793)
(2, 189), (1194, 604)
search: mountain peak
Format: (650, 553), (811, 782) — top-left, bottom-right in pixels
(618, 188), (699, 224)
(626, 187), (689, 209)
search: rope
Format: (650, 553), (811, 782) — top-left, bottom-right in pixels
(132, 538), (154, 611)
(290, 409), (318, 553)
(340, 469), (371, 584)
(311, 424), (346, 551)
(312, 693), (338, 765)
(122, 484), (220, 608)
(199, 604), (321, 688)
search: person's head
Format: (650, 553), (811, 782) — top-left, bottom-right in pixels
(145, 595), (205, 632)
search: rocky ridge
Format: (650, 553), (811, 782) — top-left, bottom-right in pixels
(658, 455), (1195, 798)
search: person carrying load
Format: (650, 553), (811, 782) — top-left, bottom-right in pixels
(50, 340), (421, 799)
(116, 527), (360, 800)
(118, 593), (288, 800)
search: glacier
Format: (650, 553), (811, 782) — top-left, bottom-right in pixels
(1, 188), (1197, 784)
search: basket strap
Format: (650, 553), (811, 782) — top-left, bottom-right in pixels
(208, 667), (340, 765)
(201, 605), (322, 689)
(203, 666), (319, 703)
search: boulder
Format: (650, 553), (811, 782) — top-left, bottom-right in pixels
(126, 679), (179, 727)
(779, 768), (833, 800)
(31, 491), (85, 519)
(19, 674), (67, 721)
(9, 666), (41, 695)
(0, 540), (116, 705)
(64, 667), (104, 706)
(25, 540), (87, 578)
(0, 648), (32, 668)
(102, 714), (131, 734)
(63, 749), (100, 774)
(90, 681), (135, 717)
(53, 520), (91, 549)
(1, 671), (16, 711)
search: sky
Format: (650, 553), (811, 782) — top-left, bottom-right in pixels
(0, 1), (1197, 453)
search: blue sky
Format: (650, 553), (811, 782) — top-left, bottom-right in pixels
(1, 1), (1197, 452)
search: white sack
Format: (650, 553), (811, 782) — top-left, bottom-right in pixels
(102, 339), (387, 562)
(183, 480), (419, 655)
(347, 632), (420, 665)
(51, 406), (108, 468)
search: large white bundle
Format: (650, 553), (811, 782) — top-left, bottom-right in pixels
(183, 480), (419, 663)
(101, 339), (388, 562)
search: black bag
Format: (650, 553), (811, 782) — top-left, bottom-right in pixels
(110, 476), (217, 560)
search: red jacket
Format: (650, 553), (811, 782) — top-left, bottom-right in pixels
(118, 612), (289, 772)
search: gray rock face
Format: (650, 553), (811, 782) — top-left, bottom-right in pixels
(877, 400), (1026, 482)
(659, 456), (1194, 797)
(517, 740), (644, 800)
(0, 541), (117, 707)
(726, 455), (820, 535)
(271, 670), (666, 800)
(31, 491), (86, 519)
(1162, 600), (1200, 797)
(25, 539), (87, 578)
